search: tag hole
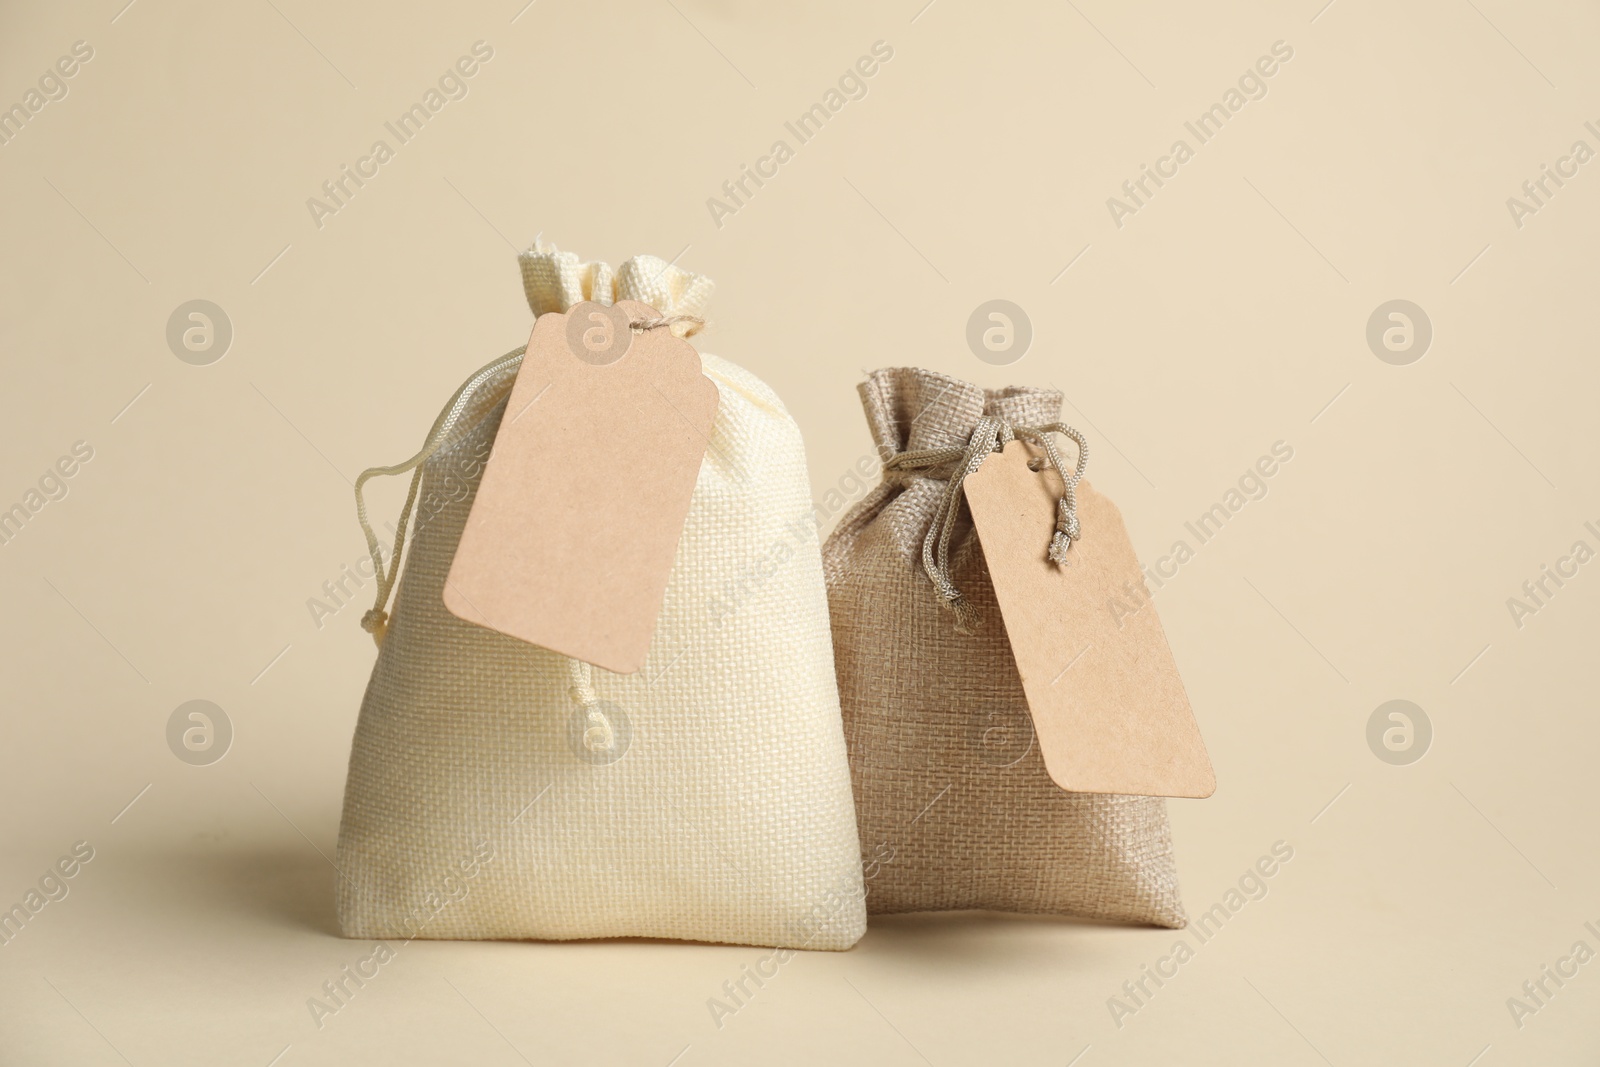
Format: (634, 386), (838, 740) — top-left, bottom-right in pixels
(1027, 459), (1044, 472)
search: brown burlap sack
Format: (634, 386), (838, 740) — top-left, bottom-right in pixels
(822, 367), (1186, 927)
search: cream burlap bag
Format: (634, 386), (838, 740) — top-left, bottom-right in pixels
(823, 368), (1185, 927)
(334, 243), (865, 950)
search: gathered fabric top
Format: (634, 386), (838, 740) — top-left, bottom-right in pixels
(518, 238), (714, 338)
(858, 368), (1064, 458)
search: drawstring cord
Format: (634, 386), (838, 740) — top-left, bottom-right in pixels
(350, 347), (618, 758)
(354, 347), (526, 646)
(350, 309), (704, 773)
(567, 659), (616, 753)
(883, 417), (1088, 633)
(630, 313), (705, 336)
(557, 318), (703, 751)
(351, 315), (706, 646)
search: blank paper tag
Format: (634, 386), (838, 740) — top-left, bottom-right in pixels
(443, 299), (717, 674)
(963, 441), (1215, 798)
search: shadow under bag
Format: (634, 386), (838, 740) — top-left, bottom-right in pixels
(334, 243), (866, 950)
(824, 368), (1186, 927)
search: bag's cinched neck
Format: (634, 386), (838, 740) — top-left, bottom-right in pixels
(354, 240), (717, 648)
(518, 238), (714, 338)
(861, 368), (1087, 633)
(858, 367), (1064, 458)
(885, 416), (1088, 632)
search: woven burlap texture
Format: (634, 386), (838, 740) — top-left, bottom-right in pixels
(334, 243), (866, 950)
(823, 368), (1186, 927)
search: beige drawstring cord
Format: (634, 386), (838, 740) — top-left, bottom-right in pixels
(351, 311), (705, 651)
(354, 347), (526, 646)
(629, 314), (706, 337)
(884, 417), (1089, 633)
(351, 315), (707, 647)
(567, 659), (616, 753)
(353, 345), (617, 758)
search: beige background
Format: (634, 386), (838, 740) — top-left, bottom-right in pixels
(2, 0), (1597, 1063)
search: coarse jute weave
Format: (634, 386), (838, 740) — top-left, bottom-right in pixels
(823, 368), (1185, 927)
(334, 243), (866, 950)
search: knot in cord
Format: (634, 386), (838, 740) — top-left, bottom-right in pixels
(353, 347), (527, 649)
(568, 659), (616, 753)
(359, 608), (389, 643)
(350, 313), (704, 653)
(882, 416), (1089, 633)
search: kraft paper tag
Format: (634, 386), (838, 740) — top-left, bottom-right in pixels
(443, 300), (717, 674)
(963, 441), (1215, 798)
